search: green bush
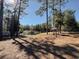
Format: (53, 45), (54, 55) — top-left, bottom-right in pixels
(19, 25), (24, 33)
(27, 31), (39, 35)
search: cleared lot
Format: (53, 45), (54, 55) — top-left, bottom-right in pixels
(0, 33), (79, 59)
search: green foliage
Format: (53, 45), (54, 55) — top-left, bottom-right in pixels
(63, 10), (77, 31)
(49, 9), (79, 32)
(76, 22), (79, 31)
(36, 0), (67, 16)
(32, 23), (51, 32)
(23, 23), (51, 33)
(19, 25), (24, 33)
(77, 22), (79, 27)
(33, 24), (41, 31)
(3, 0), (29, 37)
(54, 10), (63, 29)
(27, 31), (39, 35)
(24, 25), (30, 30)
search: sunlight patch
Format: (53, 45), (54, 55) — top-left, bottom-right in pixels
(5, 0), (15, 4)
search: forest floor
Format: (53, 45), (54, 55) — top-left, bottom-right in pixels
(0, 33), (79, 59)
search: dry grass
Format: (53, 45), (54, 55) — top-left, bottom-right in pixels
(0, 33), (79, 59)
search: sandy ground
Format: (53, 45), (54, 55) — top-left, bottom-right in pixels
(0, 34), (79, 59)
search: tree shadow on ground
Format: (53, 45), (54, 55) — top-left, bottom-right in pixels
(19, 35), (27, 38)
(61, 33), (79, 38)
(0, 55), (7, 59)
(0, 34), (27, 41)
(13, 37), (79, 59)
(0, 37), (11, 41)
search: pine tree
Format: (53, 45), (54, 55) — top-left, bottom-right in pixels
(0, 0), (4, 38)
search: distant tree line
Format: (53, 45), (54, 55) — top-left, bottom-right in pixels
(21, 23), (51, 33)
(22, 9), (79, 33)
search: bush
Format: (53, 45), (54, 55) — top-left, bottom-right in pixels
(19, 25), (24, 33)
(27, 31), (39, 35)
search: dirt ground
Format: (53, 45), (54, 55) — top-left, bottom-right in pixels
(0, 33), (79, 59)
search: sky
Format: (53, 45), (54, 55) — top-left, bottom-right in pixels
(19, 0), (79, 25)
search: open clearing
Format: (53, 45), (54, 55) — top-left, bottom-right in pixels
(0, 33), (79, 59)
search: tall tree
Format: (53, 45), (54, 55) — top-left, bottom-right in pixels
(0, 0), (4, 38)
(14, 0), (29, 37)
(4, 0), (29, 37)
(35, 0), (68, 34)
(53, 9), (63, 33)
(36, 0), (67, 16)
(63, 10), (77, 31)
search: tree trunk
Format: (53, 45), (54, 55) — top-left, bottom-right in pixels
(59, 24), (61, 34)
(0, 0), (4, 38)
(46, 0), (48, 35)
(16, 0), (21, 37)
